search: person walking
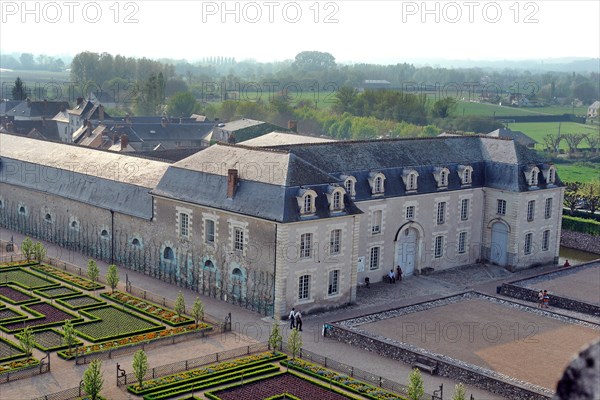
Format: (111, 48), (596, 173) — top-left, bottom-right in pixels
(294, 309), (303, 331)
(543, 290), (550, 308)
(537, 290), (544, 308)
(289, 307), (296, 329)
(396, 265), (403, 282)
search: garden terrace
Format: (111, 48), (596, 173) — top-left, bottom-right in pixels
(56, 294), (107, 310)
(0, 337), (27, 363)
(0, 357), (40, 375)
(282, 359), (404, 400)
(102, 291), (194, 326)
(21, 328), (83, 352)
(0, 260), (40, 269)
(206, 371), (363, 400)
(0, 302), (81, 333)
(34, 286), (82, 299)
(0, 284), (39, 305)
(73, 305), (163, 342)
(31, 264), (104, 291)
(0, 268), (58, 290)
(0, 307), (27, 324)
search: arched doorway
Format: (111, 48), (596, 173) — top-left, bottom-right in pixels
(231, 268), (243, 299)
(395, 227), (420, 276)
(490, 221), (509, 266)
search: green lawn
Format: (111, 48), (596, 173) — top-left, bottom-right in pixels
(455, 101), (589, 118)
(508, 122), (599, 150)
(556, 163), (600, 183)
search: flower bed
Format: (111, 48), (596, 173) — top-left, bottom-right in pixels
(19, 328), (83, 352)
(56, 294), (106, 310)
(142, 364), (281, 400)
(0, 337), (27, 363)
(101, 291), (194, 326)
(0, 357), (39, 375)
(31, 264), (104, 291)
(0, 308), (28, 324)
(73, 305), (163, 342)
(0, 260), (39, 269)
(58, 323), (212, 360)
(0, 302), (82, 333)
(0, 268), (58, 290)
(34, 286), (82, 299)
(0, 284), (39, 305)
(282, 359), (406, 400)
(128, 351), (286, 395)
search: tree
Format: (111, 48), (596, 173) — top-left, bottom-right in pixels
(543, 132), (563, 153)
(293, 51), (336, 71)
(19, 53), (35, 69)
(62, 320), (76, 357)
(580, 181), (600, 214)
(19, 327), (36, 356)
(87, 259), (100, 291)
(105, 264), (119, 293)
(33, 242), (46, 262)
(174, 291), (185, 318)
(407, 368), (425, 400)
(583, 133), (600, 153)
(268, 320), (283, 351)
(12, 77), (27, 100)
(431, 97), (457, 118)
(132, 349), (148, 391)
(563, 133), (586, 155)
(333, 86), (358, 114)
(452, 383), (466, 400)
(167, 92), (198, 117)
(83, 360), (104, 400)
(563, 182), (581, 215)
(191, 297), (204, 328)
(21, 237), (34, 261)
(288, 328), (302, 359)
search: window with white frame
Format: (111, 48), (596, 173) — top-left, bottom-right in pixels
(439, 169), (449, 187)
(497, 199), (507, 215)
(205, 219), (215, 244)
(458, 231), (467, 254)
(434, 236), (444, 258)
(328, 269), (339, 296)
(374, 176), (384, 193)
(296, 189), (318, 216)
(303, 194), (313, 214)
(343, 176), (356, 198)
(436, 202), (446, 224)
(548, 167), (556, 184)
(179, 213), (189, 237)
(542, 230), (550, 251)
(524, 233), (533, 254)
(545, 198), (553, 219)
(298, 275), (311, 300)
(460, 199), (469, 221)
(406, 206), (415, 219)
(407, 173), (417, 190)
(371, 210), (382, 234)
(527, 200), (535, 222)
(300, 233), (312, 258)
(330, 229), (341, 255)
(530, 169), (539, 186)
(333, 191), (342, 210)
(369, 247), (380, 270)
(234, 227), (244, 251)
(463, 168), (472, 184)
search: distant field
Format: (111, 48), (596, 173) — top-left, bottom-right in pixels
(0, 69), (71, 101)
(456, 101), (589, 118)
(555, 163), (600, 183)
(509, 122), (599, 150)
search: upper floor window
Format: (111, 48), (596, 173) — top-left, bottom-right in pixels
(436, 202), (446, 224)
(333, 191), (342, 210)
(234, 227), (244, 251)
(298, 275), (311, 300)
(545, 198), (553, 219)
(374, 176), (384, 193)
(524, 233), (533, 255)
(434, 167), (450, 189)
(303, 195), (313, 214)
(369, 172), (385, 195)
(458, 165), (473, 185)
(458, 232), (467, 254)
(524, 165), (540, 187)
(179, 213), (189, 237)
(300, 233), (312, 258)
(205, 219), (215, 244)
(406, 206), (415, 219)
(434, 236), (444, 259)
(297, 189), (317, 215)
(371, 210), (382, 234)
(330, 229), (341, 255)
(369, 246), (380, 270)
(460, 199), (469, 221)
(326, 186), (345, 212)
(342, 175), (357, 198)
(548, 167), (556, 184)
(328, 269), (340, 296)
(497, 199), (507, 215)
(527, 200), (535, 222)
(402, 170), (419, 191)
(542, 230), (550, 251)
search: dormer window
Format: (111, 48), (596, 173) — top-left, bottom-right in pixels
(530, 170), (537, 185)
(341, 175), (357, 198)
(524, 165), (541, 187)
(368, 172), (386, 196)
(434, 167), (450, 189)
(541, 165), (556, 185)
(333, 192), (341, 209)
(325, 185), (345, 212)
(402, 170), (419, 192)
(457, 165), (473, 185)
(297, 188), (318, 216)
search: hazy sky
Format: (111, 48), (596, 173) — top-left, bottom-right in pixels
(1, 1), (599, 63)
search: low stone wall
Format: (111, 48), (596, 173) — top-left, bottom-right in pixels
(561, 230), (600, 255)
(326, 324), (552, 400)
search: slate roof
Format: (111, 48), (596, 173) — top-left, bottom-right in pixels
(0, 120), (60, 141)
(0, 101), (21, 116)
(6, 101), (69, 119)
(125, 123), (214, 142)
(239, 132), (336, 147)
(487, 128), (537, 147)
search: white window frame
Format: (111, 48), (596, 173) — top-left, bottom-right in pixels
(327, 269), (340, 296)
(524, 233), (533, 255)
(234, 227), (244, 251)
(300, 233), (312, 259)
(371, 210), (382, 234)
(298, 274), (311, 300)
(369, 246), (380, 270)
(406, 206), (415, 220)
(527, 200), (535, 222)
(460, 199), (469, 221)
(408, 173), (417, 190)
(436, 202), (446, 225)
(303, 194), (313, 214)
(179, 212), (189, 238)
(434, 235), (444, 259)
(205, 219), (215, 244)
(330, 229), (341, 255)
(542, 230), (550, 251)
(545, 198), (552, 219)
(333, 191), (342, 210)
(497, 199), (507, 215)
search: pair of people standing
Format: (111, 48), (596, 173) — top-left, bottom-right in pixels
(537, 290), (550, 308)
(288, 308), (303, 331)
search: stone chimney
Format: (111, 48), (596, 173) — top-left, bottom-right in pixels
(288, 120), (297, 132)
(227, 169), (239, 198)
(98, 105), (105, 121)
(120, 134), (129, 151)
(76, 97), (84, 105)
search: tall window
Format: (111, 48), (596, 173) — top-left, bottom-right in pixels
(524, 233), (533, 254)
(542, 230), (550, 251)
(548, 168), (555, 184)
(332, 191), (342, 210)
(406, 206), (415, 219)
(303, 195), (313, 214)
(530, 170), (538, 186)
(330, 229), (341, 255)
(300, 233), (312, 258)
(434, 236), (444, 258)
(440, 170), (448, 187)
(497, 199), (507, 215)
(344, 179), (354, 196)
(545, 198), (553, 219)
(463, 168), (472, 184)
(408, 173), (417, 190)
(527, 200), (535, 222)
(328, 270), (339, 296)
(205, 220), (215, 244)
(458, 231), (467, 254)
(460, 199), (469, 221)
(374, 176), (384, 193)
(371, 210), (382, 234)
(234, 227), (244, 251)
(436, 202), (446, 225)
(179, 213), (189, 237)
(369, 247), (380, 270)
(298, 275), (310, 300)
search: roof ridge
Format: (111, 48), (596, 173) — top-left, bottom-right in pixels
(215, 142), (291, 154)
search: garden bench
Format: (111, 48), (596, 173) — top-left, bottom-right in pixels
(413, 355), (438, 375)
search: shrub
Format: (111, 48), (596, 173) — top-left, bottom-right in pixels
(562, 215), (600, 235)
